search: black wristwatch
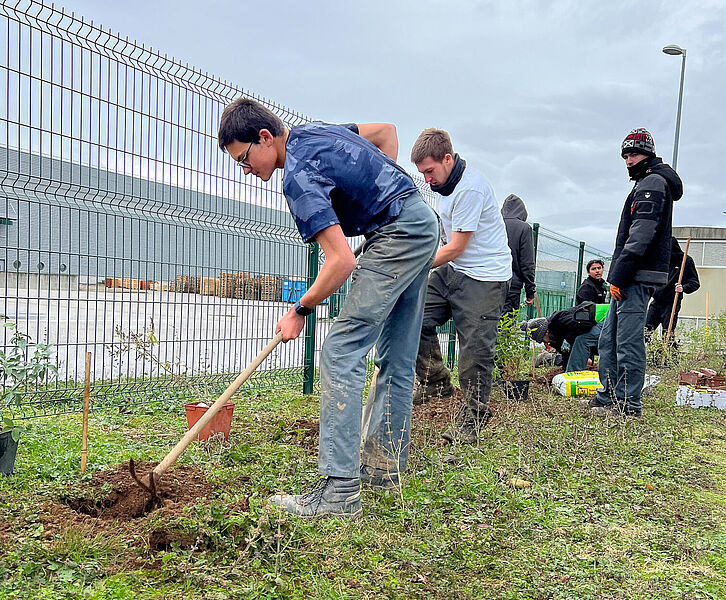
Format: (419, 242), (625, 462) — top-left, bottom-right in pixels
(294, 300), (314, 317)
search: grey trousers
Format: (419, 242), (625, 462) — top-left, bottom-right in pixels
(318, 193), (439, 478)
(415, 264), (509, 420)
(596, 282), (654, 413)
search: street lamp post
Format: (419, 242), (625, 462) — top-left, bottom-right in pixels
(662, 44), (687, 170)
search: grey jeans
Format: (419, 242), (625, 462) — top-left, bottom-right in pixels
(318, 192), (439, 478)
(415, 264), (509, 421)
(596, 282), (654, 412)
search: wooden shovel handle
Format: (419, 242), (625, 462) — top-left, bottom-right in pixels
(152, 333), (283, 480)
(661, 237), (690, 366)
(534, 291), (542, 318)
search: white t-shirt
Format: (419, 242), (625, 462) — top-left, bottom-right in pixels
(438, 167), (512, 281)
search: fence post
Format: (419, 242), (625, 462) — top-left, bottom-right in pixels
(575, 241), (585, 305)
(303, 242), (319, 395)
(446, 322), (457, 370)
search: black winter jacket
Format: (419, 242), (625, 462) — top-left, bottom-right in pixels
(651, 237), (700, 306)
(546, 303), (598, 363)
(501, 194), (536, 299)
(607, 157), (683, 288)
(576, 276), (608, 305)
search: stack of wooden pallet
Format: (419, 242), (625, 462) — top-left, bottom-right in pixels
(199, 277), (217, 296)
(234, 272), (251, 299)
(259, 275), (283, 302)
(243, 276), (260, 301)
(217, 272), (236, 298)
(175, 275), (200, 293)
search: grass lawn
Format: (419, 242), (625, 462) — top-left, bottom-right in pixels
(1, 365), (725, 599)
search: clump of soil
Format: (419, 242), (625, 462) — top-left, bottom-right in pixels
(535, 366), (565, 386)
(37, 462), (235, 551)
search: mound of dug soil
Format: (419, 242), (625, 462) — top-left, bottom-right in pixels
(286, 418), (319, 453)
(38, 462), (233, 551)
(64, 462), (214, 521)
(412, 388), (463, 430)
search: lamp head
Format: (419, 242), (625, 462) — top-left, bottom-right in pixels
(663, 44), (686, 56)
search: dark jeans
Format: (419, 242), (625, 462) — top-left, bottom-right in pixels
(596, 282), (654, 413)
(646, 298), (681, 333)
(566, 321), (603, 372)
(416, 264), (508, 422)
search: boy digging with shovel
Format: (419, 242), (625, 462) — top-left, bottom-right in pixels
(218, 99), (438, 519)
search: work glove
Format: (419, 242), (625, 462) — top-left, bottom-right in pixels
(610, 285), (624, 301)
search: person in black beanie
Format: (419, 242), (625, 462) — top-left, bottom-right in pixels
(645, 236), (700, 336)
(576, 259), (609, 305)
(589, 128), (683, 418)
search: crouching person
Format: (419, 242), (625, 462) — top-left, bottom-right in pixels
(218, 99), (438, 518)
(522, 302), (607, 373)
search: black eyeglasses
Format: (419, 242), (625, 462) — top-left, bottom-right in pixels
(236, 142), (254, 168)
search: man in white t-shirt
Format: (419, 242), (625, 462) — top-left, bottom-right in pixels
(411, 128), (512, 443)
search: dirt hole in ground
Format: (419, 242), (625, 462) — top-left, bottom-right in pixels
(62, 462), (216, 521)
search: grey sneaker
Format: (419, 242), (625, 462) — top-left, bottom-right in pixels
(360, 464), (400, 491)
(269, 477), (362, 520)
(413, 380), (456, 405)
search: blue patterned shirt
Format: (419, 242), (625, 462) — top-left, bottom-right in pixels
(283, 122), (417, 243)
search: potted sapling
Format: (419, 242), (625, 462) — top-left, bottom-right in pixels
(495, 310), (531, 401)
(0, 418), (24, 475)
(1, 320), (58, 474)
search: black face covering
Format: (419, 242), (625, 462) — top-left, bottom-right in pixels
(627, 156), (655, 181)
(431, 154), (466, 196)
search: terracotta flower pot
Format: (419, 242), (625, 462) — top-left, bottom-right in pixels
(184, 402), (235, 441)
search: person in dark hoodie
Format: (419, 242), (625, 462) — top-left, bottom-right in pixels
(576, 259), (608, 305)
(500, 194), (536, 314)
(645, 236), (700, 335)
(588, 128), (683, 418)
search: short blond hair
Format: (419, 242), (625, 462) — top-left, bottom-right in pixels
(410, 128), (454, 164)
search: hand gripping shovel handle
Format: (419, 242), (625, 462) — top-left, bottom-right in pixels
(151, 333), (283, 481)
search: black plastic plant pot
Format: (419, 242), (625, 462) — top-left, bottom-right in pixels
(504, 380), (530, 402)
(0, 430), (19, 476)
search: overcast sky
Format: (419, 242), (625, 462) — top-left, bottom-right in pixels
(58, 0), (726, 252)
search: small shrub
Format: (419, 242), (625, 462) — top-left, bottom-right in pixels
(1, 319), (58, 408)
(496, 310), (530, 380)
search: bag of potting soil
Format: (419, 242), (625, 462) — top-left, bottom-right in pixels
(552, 370), (601, 396)
(552, 371), (662, 397)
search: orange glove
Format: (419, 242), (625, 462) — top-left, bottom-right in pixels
(610, 285), (623, 301)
